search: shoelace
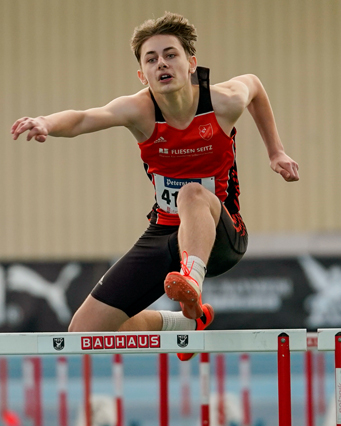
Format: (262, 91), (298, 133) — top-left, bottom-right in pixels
(180, 251), (194, 276)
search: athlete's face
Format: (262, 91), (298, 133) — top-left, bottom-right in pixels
(138, 34), (197, 94)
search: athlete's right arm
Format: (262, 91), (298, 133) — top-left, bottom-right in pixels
(11, 94), (142, 142)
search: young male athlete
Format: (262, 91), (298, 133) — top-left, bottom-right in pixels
(11, 12), (299, 360)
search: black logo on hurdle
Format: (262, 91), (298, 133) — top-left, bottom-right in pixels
(53, 337), (65, 351)
(177, 335), (189, 348)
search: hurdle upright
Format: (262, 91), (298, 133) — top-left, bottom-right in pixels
(0, 329), (307, 426)
(317, 328), (341, 426)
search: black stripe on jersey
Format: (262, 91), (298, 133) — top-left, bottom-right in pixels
(149, 91), (165, 123)
(195, 67), (213, 115)
(143, 162), (153, 182)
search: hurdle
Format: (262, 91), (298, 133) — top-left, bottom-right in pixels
(113, 354), (124, 426)
(215, 353), (226, 425)
(0, 329), (307, 426)
(317, 328), (341, 426)
(0, 357), (21, 426)
(83, 354), (91, 426)
(239, 353), (251, 426)
(179, 358), (191, 417)
(22, 357), (43, 426)
(0, 358), (8, 417)
(57, 357), (68, 426)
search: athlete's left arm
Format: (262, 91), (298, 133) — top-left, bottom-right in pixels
(231, 74), (299, 182)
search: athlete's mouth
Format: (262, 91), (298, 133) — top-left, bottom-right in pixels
(159, 74), (172, 81)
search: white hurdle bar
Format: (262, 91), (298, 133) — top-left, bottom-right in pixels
(0, 329), (306, 426)
(0, 329), (306, 355)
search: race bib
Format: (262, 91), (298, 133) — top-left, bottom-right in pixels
(154, 174), (215, 214)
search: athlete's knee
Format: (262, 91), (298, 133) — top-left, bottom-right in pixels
(178, 182), (221, 225)
(68, 309), (123, 332)
(68, 310), (92, 332)
(68, 298), (128, 332)
(68, 312), (81, 332)
(178, 182), (206, 205)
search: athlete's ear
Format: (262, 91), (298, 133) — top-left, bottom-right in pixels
(189, 56), (197, 74)
(137, 70), (148, 86)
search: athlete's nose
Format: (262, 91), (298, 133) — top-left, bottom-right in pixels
(157, 56), (168, 69)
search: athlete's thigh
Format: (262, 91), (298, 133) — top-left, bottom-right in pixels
(69, 294), (129, 331)
(206, 205), (248, 277)
(91, 223), (180, 317)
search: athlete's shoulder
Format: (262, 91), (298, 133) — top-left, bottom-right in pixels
(211, 76), (250, 105)
(108, 88), (152, 118)
(103, 88), (154, 130)
(210, 74), (260, 119)
(214, 73), (260, 91)
(129, 88), (154, 108)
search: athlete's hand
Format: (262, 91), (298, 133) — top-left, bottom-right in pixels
(270, 151), (299, 182)
(11, 116), (49, 143)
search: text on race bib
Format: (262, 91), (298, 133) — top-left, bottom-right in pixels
(154, 174), (215, 214)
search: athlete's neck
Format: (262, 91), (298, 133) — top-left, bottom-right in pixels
(153, 83), (199, 130)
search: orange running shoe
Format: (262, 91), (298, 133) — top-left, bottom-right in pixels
(177, 304), (215, 362)
(164, 252), (203, 319)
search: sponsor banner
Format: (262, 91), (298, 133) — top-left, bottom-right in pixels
(0, 261), (110, 332)
(80, 334), (161, 350)
(36, 331), (204, 354)
(1, 255), (341, 332)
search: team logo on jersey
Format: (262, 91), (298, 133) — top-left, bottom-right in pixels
(177, 334), (189, 348)
(199, 124), (213, 141)
(53, 337), (65, 351)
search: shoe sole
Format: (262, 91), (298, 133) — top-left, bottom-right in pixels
(164, 273), (203, 319)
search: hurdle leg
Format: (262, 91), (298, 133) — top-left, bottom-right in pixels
(57, 357), (68, 426)
(31, 357), (43, 426)
(240, 354), (251, 426)
(113, 354), (124, 426)
(316, 352), (326, 419)
(216, 354), (226, 425)
(200, 353), (210, 426)
(277, 333), (292, 426)
(305, 350), (314, 426)
(334, 333), (341, 426)
(23, 357), (34, 419)
(83, 354), (92, 426)
(180, 359), (191, 417)
(0, 358), (8, 417)
(159, 353), (169, 426)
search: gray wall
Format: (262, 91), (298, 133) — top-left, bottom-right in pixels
(1, 0), (340, 259)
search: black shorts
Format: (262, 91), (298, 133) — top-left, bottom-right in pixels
(91, 204), (248, 317)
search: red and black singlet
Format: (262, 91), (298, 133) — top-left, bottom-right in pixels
(138, 67), (241, 226)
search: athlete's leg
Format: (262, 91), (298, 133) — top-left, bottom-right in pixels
(69, 294), (163, 332)
(69, 222), (190, 333)
(206, 209), (248, 277)
(68, 293), (198, 332)
(164, 183), (221, 319)
(68, 295), (128, 332)
(119, 309), (163, 331)
(177, 182), (221, 264)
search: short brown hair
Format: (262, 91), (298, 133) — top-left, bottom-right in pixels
(131, 12), (197, 63)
